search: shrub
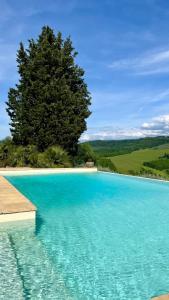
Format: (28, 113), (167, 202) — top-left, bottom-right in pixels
(0, 138), (14, 167)
(36, 153), (50, 168)
(0, 141), (71, 168)
(74, 143), (97, 166)
(22, 145), (38, 166)
(0, 139), (39, 167)
(96, 158), (117, 172)
(29, 152), (38, 167)
(7, 146), (25, 167)
(44, 146), (71, 167)
(36, 146), (72, 168)
(4, 145), (38, 167)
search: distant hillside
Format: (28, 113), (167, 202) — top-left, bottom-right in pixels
(87, 136), (169, 156)
(111, 148), (169, 174)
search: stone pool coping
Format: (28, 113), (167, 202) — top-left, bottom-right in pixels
(99, 170), (169, 184)
(0, 167), (97, 176)
(0, 168), (97, 223)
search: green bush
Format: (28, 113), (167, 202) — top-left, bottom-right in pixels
(0, 141), (71, 168)
(0, 138), (14, 167)
(96, 158), (117, 172)
(74, 143), (97, 166)
(7, 146), (26, 167)
(36, 153), (50, 168)
(5, 145), (35, 167)
(44, 146), (72, 167)
(6, 145), (38, 167)
(35, 146), (71, 168)
(29, 152), (38, 167)
(22, 145), (38, 166)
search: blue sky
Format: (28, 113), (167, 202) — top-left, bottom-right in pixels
(1, 0), (169, 140)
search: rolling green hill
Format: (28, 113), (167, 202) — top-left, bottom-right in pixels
(87, 137), (169, 179)
(88, 136), (169, 156)
(110, 148), (169, 174)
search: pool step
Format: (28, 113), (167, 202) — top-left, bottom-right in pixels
(0, 233), (24, 300)
(9, 229), (73, 300)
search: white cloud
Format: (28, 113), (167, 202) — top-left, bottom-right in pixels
(142, 115), (169, 131)
(109, 49), (169, 75)
(81, 129), (147, 141)
(81, 114), (169, 141)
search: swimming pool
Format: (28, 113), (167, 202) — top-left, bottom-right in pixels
(2, 172), (169, 299)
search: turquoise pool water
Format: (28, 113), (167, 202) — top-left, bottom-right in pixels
(4, 172), (169, 299)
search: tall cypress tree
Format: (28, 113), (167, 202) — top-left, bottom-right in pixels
(6, 26), (91, 154)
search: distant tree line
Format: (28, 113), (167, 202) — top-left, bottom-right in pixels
(88, 137), (169, 157)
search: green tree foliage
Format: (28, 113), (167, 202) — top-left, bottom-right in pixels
(6, 26), (91, 154)
(143, 159), (169, 170)
(73, 143), (97, 166)
(160, 153), (169, 159)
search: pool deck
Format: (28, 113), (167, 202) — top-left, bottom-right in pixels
(151, 295), (169, 299)
(0, 175), (36, 223)
(0, 168), (97, 223)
